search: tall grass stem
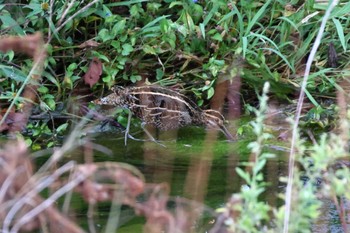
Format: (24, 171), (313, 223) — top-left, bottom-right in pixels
(283, 1), (339, 232)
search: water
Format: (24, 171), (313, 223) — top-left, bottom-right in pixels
(68, 125), (346, 232)
(84, 126), (285, 232)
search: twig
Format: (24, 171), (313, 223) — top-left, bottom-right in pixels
(9, 170), (87, 233)
(57, 0), (76, 26)
(47, 0), (55, 41)
(283, 1), (338, 232)
(0, 33), (46, 132)
(2, 161), (76, 232)
(56, 0), (101, 33)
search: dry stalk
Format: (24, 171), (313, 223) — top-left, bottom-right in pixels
(0, 32), (46, 132)
(283, 1), (339, 232)
(56, 0), (101, 33)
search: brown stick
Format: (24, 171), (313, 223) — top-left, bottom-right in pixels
(0, 33), (47, 132)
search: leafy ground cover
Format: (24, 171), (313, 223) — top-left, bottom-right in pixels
(0, 0), (347, 141)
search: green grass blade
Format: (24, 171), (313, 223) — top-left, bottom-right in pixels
(245, 0), (272, 36)
(242, 36), (248, 58)
(233, 5), (244, 38)
(249, 32), (279, 50)
(106, 0), (149, 7)
(330, 1), (350, 18)
(332, 17), (346, 52)
(199, 23), (205, 39)
(261, 48), (295, 73)
(278, 16), (299, 31)
(304, 89), (319, 107)
(141, 15), (170, 31)
(218, 8), (239, 24)
(199, 4), (219, 38)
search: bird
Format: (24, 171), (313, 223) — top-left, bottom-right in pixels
(94, 85), (234, 141)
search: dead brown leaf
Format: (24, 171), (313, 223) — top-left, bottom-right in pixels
(78, 40), (100, 49)
(84, 57), (102, 88)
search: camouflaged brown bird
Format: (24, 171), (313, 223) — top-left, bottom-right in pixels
(94, 85), (234, 140)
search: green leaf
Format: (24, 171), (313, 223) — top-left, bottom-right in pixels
(183, 11), (195, 32)
(47, 141), (54, 148)
(56, 123), (68, 133)
(130, 75), (142, 83)
(6, 50), (14, 62)
(207, 87), (215, 99)
(0, 65), (26, 82)
(212, 33), (222, 41)
(24, 3), (43, 18)
(111, 40), (121, 50)
(143, 45), (156, 55)
(130, 5), (140, 18)
(102, 75), (112, 83)
(117, 115), (128, 128)
(192, 4), (203, 23)
(100, 4), (112, 19)
(45, 98), (56, 110)
(202, 4), (218, 26)
(67, 63), (77, 72)
(253, 159), (267, 174)
(92, 51), (110, 62)
(169, 1), (183, 8)
(197, 99), (204, 106)
(43, 71), (61, 92)
(160, 18), (170, 33)
(122, 43), (134, 56)
(98, 28), (113, 42)
(176, 24), (188, 36)
(48, 57), (56, 66)
(0, 14), (25, 35)
(156, 69), (164, 80)
(25, 138), (33, 146)
(112, 19), (126, 36)
(236, 167), (251, 184)
(42, 94), (55, 99)
(37, 86), (48, 94)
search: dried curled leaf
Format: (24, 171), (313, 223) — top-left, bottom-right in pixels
(78, 40), (100, 49)
(84, 57), (102, 87)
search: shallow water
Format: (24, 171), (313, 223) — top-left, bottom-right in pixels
(71, 125), (347, 232)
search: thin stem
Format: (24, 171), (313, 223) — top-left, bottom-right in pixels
(283, 1), (338, 232)
(56, 0), (101, 33)
(125, 109), (132, 146)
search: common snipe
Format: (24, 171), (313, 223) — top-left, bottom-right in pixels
(94, 85), (234, 140)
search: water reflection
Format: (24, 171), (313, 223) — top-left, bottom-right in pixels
(92, 126), (287, 232)
(312, 197), (348, 233)
(87, 121), (349, 233)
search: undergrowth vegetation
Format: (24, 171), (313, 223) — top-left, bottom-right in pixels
(1, 0), (349, 140)
(1, 0), (350, 232)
